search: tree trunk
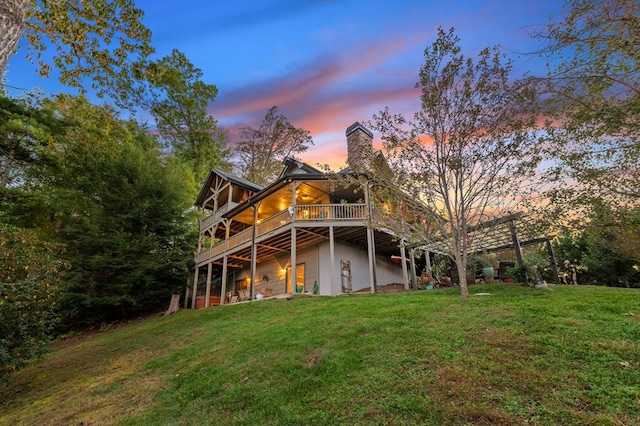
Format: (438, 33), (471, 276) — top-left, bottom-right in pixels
(0, 145), (15, 188)
(456, 261), (469, 298)
(165, 294), (181, 315)
(0, 0), (29, 76)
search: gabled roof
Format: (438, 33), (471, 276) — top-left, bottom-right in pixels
(278, 157), (324, 179)
(195, 168), (263, 207)
(222, 158), (330, 219)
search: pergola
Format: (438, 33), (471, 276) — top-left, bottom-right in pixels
(412, 213), (560, 284)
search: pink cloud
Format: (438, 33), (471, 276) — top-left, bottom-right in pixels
(209, 32), (430, 167)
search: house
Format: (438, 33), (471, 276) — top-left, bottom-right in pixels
(189, 122), (421, 308)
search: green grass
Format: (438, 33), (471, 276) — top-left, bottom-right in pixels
(1, 284), (639, 425)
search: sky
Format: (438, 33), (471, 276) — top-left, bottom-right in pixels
(4, 0), (566, 170)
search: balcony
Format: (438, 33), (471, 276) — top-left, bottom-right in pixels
(196, 203), (368, 264)
(199, 202), (239, 231)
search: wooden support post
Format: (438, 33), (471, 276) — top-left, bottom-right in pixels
(546, 239), (560, 284)
(329, 225), (336, 295)
(250, 204), (258, 301)
(409, 248), (418, 290)
(509, 220), (525, 268)
(184, 276), (191, 308)
(425, 251), (432, 277)
(204, 262), (213, 307)
(400, 242), (409, 291)
(220, 255), (228, 305)
(220, 220), (231, 305)
(366, 227), (377, 294)
(371, 230), (377, 292)
(191, 266), (199, 309)
(290, 181), (297, 294)
(364, 183), (377, 294)
(291, 227), (297, 294)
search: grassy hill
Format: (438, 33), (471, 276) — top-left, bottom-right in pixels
(1, 284), (639, 425)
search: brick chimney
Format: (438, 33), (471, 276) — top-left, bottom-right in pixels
(346, 122), (374, 172)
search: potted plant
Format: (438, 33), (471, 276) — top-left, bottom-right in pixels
(467, 256), (493, 283)
(506, 264), (532, 285)
(418, 269), (434, 290)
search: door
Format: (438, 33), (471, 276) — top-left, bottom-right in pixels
(287, 264), (305, 293)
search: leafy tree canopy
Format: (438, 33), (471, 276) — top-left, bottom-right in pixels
(370, 27), (540, 297)
(537, 0), (640, 211)
(236, 106), (313, 186)
(124, 49), (230, 183)
(0, 0), (153, 99)
(27, 95), (196, 327)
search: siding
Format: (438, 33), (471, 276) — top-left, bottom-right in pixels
(234, 246), (319, 296)
(318, 241), (406, 294)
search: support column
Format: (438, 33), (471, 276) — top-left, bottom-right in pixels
(220, 220), (231, 305)
(424, 251), (432, 277)
(546, 239), (560, 284)
(400, 242), (409, 291)
(204, 262), (213, 307)
(184, 276), (191, 308)
(509, 220), (524, 268)
(220, 255), (228, 305)
(329, 225), (336, 295)
(366, 228), (376, 294)
(250, 204), (258, 301)
(290, 181), (297, 294)
(409, 248), (418, 290)
(291, 227), (297, 294)
(191, 266), (199, 309)
(364, 182), (377, 294)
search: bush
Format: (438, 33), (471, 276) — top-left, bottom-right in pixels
(0, 225), (66, 378)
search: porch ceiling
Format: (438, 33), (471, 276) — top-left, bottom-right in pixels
(210, 225), (403, 271)
(226, 180), (365, 227)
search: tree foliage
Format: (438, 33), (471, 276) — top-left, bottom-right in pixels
(553, 203), (640, 287)
(370, 28), (540, 297)
(5, 95), (197, 328)
(124, 49), (229, 182)
(0, 0), (153, 98)
(236, 106), (313, 186)
(0, 224), (66, 379)
(0, 92), (66, 188)
(537, 0), (640, 212)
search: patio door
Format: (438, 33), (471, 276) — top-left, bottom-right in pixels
(287, 264), (305, 293)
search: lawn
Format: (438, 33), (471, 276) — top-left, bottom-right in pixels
(1, 284), (639, 425)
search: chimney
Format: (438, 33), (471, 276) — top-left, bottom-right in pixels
(346, 122), (374, 172)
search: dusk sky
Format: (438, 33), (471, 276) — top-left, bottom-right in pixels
(4, 0), (566, 170)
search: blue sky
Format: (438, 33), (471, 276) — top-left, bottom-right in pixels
(4, 0), (565, 169)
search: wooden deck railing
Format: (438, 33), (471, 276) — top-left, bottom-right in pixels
(199, 202), (239, 231)
(196, 203), (368, 264)
(294, 204), (367, 221)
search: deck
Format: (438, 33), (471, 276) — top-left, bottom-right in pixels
(196, 203), (368, 266)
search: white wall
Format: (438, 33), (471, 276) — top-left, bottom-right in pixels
(318, 241), (406, 294)
(232, 239), (406, 297)
(234, 246), (319, 296)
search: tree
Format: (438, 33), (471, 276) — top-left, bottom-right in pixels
(0, 224), (66, 378)
(553, 203), (640, 288)
(29, 95), (196, 327)
(536, 0), (640, 211)
(370, 28), (540, 297)
(0, 92), (65, 188)
(126, 49), (230, 182)
(0, 0), (153, 98)
(236, 106), (313, 185)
